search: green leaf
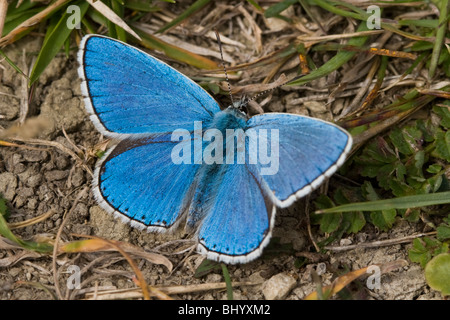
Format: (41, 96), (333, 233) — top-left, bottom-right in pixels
(406, 150), (425, 182)
(408, 237), (448, 268)
(370, 209), (397, 231)
(409, 238), (433, 268)
(29, 1), (89, 84)
(427, 164), (442, 174)
(424, 174), (443, 193)
(388, 179), (416, 197)
(416, 119), (436, 142)
(320, 212), (342, 233)
(425, 253), (450, 296)
(361, 165), (380, 178)
(433, 104), (450, 129)
(403, 126), (423, 152)
(378, 164), (396, 190)
(413, 150), (425, 172)
(390, 127), (414, 155)
(395, 162), (407, 181)
(314, 195), (343, 233)
(362, 181), (379, 201)
(343, 212), (366, 234)
(433, 130), (450, 161)
(402, 208), (420, 222)
(359, 139), (396, 165)
(437, 225), (450, 241)
(444, 215), (450, 224)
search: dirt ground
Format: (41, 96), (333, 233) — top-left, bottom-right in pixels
(0, 24), (443, 300)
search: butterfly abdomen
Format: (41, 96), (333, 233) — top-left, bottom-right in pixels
(185, 108), (247, 230)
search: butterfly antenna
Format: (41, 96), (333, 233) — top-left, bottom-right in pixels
(244, 75), (303, 106)
(214, 29), (234, 106)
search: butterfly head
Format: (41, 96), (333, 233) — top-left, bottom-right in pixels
(229, 96), (249, 118)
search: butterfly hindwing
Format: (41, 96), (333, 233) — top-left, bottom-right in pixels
(196, 163), (275, 264)
(94, 135), (200, 231)
(245, 113), (352, 208)
(78, 35), (221, 138)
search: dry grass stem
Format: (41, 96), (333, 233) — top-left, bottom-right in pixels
(325, 232), (437, 252)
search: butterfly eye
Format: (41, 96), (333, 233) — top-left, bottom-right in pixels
(239, 105), (248, 115)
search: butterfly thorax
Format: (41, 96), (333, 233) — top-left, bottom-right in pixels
(213, 106), (246, 125)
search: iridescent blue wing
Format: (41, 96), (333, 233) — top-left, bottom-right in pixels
(77, 34), (220, 138)
(78, 35), (219, 230)
(245, 113), (352, 208)
(93, 134), (200, 231)
(196, 164), (275, 264)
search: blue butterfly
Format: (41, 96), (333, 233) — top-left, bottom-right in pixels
(78, 35), (352, 264)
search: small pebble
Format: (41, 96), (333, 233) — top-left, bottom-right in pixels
(262, 273), (297, 300)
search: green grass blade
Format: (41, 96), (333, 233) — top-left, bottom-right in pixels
(0, 211), (53, 253)
(105, 0), (118, 38)
(111, 0), (127, 42)
(29, 1), (89, 85)
(85, 6), (108, 27)
(221, 263), (234, 300)
(428, 0), (449, 79)
(4, 0), (38, 23)
(194, 259), (221, 278)
(246, 0), (263, 12)
(311, 0), (363, 20)
(0, 48), (28, 78)
(289, 22), (369, 86)
(264, 0), (298, 18)
(0, 196), (8, 219)
(3, 7), (42, 36)
(42, 11), (59, 46)
(0, 0), (72, 47)
(81, 16), (96, 34)
(315, 191), (450, 214)
(398, 19), (438, 28)
(157, 0), (211, 33)
(312, 0), (434, 43)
